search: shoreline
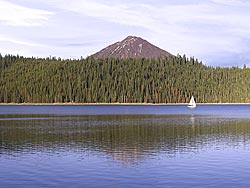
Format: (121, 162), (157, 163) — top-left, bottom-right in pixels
(1, 102), (250, 106)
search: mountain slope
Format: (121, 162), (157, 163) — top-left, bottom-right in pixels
(92, 36), (171, 58)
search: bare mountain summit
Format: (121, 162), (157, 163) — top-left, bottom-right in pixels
(92, 36), (171, 59)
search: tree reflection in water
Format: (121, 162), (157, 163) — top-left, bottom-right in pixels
(1, 114), (250, 163)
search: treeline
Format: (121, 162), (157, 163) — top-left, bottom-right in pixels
(0, 53), (250, 103)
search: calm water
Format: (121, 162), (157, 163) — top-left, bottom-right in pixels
(1, 105), (250, 188)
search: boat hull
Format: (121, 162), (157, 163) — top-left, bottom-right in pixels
(187, 105), (196, 109)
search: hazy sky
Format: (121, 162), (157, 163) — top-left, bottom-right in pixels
(0, 0), (250, 66)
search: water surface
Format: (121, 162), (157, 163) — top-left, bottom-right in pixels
(1, 105), (250, 188)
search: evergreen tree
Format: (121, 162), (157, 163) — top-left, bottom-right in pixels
(1, 54), (250, 103)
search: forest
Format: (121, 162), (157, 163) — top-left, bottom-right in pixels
(0, 53), (250, 103)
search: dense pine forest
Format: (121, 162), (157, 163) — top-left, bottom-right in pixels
(0, 53), (250, 103)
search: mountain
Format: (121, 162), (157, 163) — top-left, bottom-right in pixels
(92, 36), (172, 59)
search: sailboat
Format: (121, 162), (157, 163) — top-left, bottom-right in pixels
(188, 96), (196, 109)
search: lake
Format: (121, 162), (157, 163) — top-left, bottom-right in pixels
(1, 104), (250, 188)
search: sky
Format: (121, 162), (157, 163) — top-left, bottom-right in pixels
(0, 0), (250, 67)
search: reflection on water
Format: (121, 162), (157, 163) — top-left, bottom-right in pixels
(1, 114), (250, 163)
(2, 110), (250, 188)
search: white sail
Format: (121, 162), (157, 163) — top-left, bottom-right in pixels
(188, 96), (196, 108)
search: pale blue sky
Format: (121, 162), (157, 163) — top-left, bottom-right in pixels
(0, 0), (250, 66)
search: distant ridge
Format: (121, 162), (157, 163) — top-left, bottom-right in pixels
(92, 36), (171, 59)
